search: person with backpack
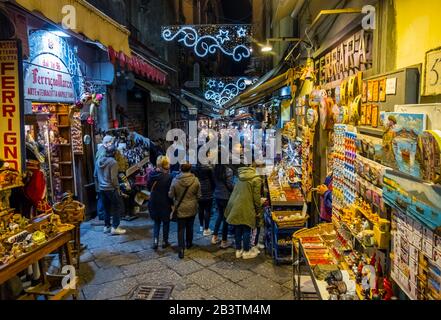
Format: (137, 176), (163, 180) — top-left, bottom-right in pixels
(147, 156), (173, 250)
(224, 163), (263, 260)
(169, 163), (201, 259)
(211, 162), (234, 249)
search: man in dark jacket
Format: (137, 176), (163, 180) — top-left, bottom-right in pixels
(147, 156), (173, 250)
(169, 163), (201, 259)
(96, 146), (126, 235)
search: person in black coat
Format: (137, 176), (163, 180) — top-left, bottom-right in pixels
(193, 162), (215, 236)
(147, 156), (173, 250)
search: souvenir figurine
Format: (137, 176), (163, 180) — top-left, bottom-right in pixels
(382, 278), (394, 300)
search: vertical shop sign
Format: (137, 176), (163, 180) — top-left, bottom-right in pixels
(0, 40), (24, 173)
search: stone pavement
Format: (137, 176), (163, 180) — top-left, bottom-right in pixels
(76, 216), (295, 300)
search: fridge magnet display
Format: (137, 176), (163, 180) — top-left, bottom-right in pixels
(366, 105), (373, 126)
(372, 80), (379, 102)
(379, 78), (387, 102)
(362, 81), (368, 103)
(371, 105), (379, 128)
(360, 105), (367, 125)
(367, 81), (373, 102)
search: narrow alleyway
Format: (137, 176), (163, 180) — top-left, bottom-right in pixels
(77, 216), (294, 300)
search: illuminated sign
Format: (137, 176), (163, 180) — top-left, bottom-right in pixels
(24, 30), (82, 103)
(161, 25), (252, 62)
(204, 77), (258, 107)
(25, 53), (74, 102)
(0, 40), (23, 172)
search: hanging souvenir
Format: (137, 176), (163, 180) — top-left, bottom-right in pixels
(367, 81), (373, 102)
(320, 97), (335, 130)
(379, 78), (387, 102)
(306, 107), (318, 128)
(360, 105), (367, 125)
(418, 130), (441, 183)
(371, 105), (379, 128)
(341, 80), (348, 105)
(372, 80), (379, 102)
(349, 95), (362, 125)
(347, 75), (357, 100)
(362, 81), (368, 103)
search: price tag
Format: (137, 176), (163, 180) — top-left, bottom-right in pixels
(424, 47), (441, 96)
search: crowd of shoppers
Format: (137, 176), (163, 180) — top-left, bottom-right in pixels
(96, 136), (265, 260)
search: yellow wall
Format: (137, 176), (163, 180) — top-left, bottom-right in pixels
(395, 0), (441, 69)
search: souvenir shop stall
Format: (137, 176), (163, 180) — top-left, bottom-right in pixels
(96, 128), (152, 218)
(290, 47), (441, 299)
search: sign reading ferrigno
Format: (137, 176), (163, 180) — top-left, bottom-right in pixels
(0, 40), (22, 172)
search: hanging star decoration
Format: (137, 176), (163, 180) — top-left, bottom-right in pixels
(161, 24), (252, 62)
(204, 77), (258, 107)
(237, 27), (247, 38)
(207, 79), (217, 89)
(216, 30), (230, 44)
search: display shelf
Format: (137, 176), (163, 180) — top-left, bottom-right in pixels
(357, 126), (383, 137)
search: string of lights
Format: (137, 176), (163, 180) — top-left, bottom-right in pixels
(203, 77), (258, 107)
(161, 24), (252, 62)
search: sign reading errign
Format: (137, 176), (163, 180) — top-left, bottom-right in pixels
(315, 29), (373, 86)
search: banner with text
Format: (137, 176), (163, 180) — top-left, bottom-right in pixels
(0, 40), (23, 172)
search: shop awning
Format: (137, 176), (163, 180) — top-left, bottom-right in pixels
(14, 0), (131, 56)
(135, 79), (171, 104)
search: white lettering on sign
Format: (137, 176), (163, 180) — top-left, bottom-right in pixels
(315, 30), (373, 86)
(24, 54), (75, 103)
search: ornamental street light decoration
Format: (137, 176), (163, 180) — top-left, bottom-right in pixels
(161, 24), (252, 62)
(204, 77), (258, 107)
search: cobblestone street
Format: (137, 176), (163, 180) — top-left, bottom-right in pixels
(77, 216), (294, 300)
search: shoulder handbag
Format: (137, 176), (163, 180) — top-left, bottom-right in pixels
(170, 181), (194, 222)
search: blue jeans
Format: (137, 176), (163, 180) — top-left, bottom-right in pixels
(100, 190), (123, 228)
(97, 193), (106, 220)
(153, 219), (170, 243)
(235, 225), (251, 251)
(213, 199), (229, 241)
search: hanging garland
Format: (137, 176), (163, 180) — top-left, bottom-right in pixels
(204, 77), (258, 107)
(161, 24), (252, 62)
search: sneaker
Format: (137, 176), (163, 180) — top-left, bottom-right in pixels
(220, 241), (230, 249)
(199, 226), (204, 233)
(211, 235), (219, 245)
(111, 227), (126, 235)
(235, 250), (244, 259)
(203, 229), (212, 237)
(257, 243), (265, 250)
(242, 250), (259, 260)
(251, 246), (261, 254)
(103, 226), (111, 234)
